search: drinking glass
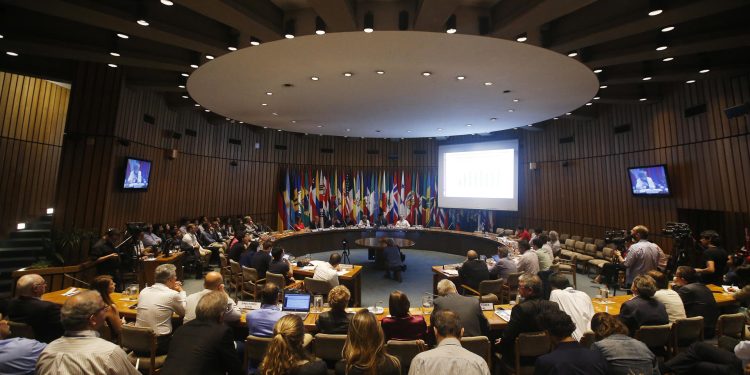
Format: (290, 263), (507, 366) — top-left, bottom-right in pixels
(313, 295), (324, 313)
(421, 294), (433, 315)
(375, 300), (384, 314)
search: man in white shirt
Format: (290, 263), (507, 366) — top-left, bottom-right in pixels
(647, 270), (687, 322)
(395, 215), (410, 228)
(36, 290), (139, 375)
(182, 224), (212, 274)
(409, 309), (490, 375)
(516, 240), (539, 275)
(136, 264), (186, 354)
(548, 272), (594, 341)
(313, 253), (342, 287)
(184, 271), (240, 323)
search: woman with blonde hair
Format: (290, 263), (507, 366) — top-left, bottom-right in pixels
(336, 310), (400, 375)
(90, 275), (122, 342)
(260, 314), (326, 375)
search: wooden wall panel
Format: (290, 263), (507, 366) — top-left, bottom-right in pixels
(0, 71), (68, 236)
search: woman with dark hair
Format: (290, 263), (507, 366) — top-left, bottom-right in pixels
(380, 290), (428, 341)
(336, 310), (400, 375)
(91, 275), (123, 342)
(590, 312), (659, 375)
(260, 314), (326, 375)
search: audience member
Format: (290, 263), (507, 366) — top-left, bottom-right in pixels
(161, 291), (243, 375)
(497, 274), (559, 365)
(381, 290), (429, 341)
(548, 272), (594, 341)
(516, 240), (540, 275)
(247, 283), (285, 337)
(409, 310), (490, 375)
(664, 341), (747, 375)
(268, 246), (296, 285)
(0, 318), (46, 375)
(182, 223), (212, 275)
(313, 253), (342, 288)
(589, 312), (659, 375)
(240, 241), (259, 268)
(382, 239), (405, 282)
(90, 275), (123, 342)
(695, 230), (728, 285)
(228, 231), (250, 263)
(259, 314), (325, 375)
(36, 290), (139, 375)
(89, 228), (123, 286)
(646, 270), (686, 322)
(548, 231), (562, 257)
(532, 237), (553, 297)
(534, 309), (608, 375)
(458, 250), (490, 291)
(515, 226), (531, 242)
(184, 272), (240, 323)
(7, 274), (64, 343)
(433, 279), (489, 337)
(252, 240), (273, 278)
(142, 223), (162, 248)
(244, 216), (259, 235)
(673, 265), (720, 338)
(336, 310), (401, 375)
(135, 264), (186, 354)
(316, 285), (353, 334)
(618, 275), (668, 335)
(530, 227), (543, 242)
(489, 246), (517, 281)
(613, 225), (666, 286)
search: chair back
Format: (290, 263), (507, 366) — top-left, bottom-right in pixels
(504, 229), (514, 236)
(121, 325), (161, 375)
(242, 266), (260, 283)
(313, 333), (347, 361)
(478, 278), (504, 297)
(570, 235), (581, 242)
(479, 293), (500, 304)
(229, 259), (241, 275)
(559, 233), (570, 242)
(220, 253), (229, 268)
(266, 272), (286, 289)
(564, 239), (576, 250)
(601, 247), (614, 261)
(579, 331), (595, 348)
(635, 323), (672, 356)
(244, 335), (273, 370)
(574, 241), (586, 253)
(7, 321), (35, 339)
(717, 313), (745, 340)
(386, 339), (427, 374)
(304, 277), (332, 296)
(584, 243), (597, 257)
(594, 238), (606, 250)
(672, 317), (704, 355)
(515, 331), (551, 375)
(460, 336), (491, 367)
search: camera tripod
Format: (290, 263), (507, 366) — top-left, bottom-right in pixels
(342, 242), (351, 264)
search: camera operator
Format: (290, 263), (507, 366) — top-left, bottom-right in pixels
(613, 225), (667, 287)
(695, 230), (728, 286)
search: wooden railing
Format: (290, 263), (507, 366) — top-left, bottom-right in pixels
(10, 258), (104, 297)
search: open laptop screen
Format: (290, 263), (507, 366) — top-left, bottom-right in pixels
(283, 293), (311, 312)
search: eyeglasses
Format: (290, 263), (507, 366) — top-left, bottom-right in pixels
(90, 304), (110, 319)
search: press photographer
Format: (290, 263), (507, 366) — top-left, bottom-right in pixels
(613, 225), (667, 287)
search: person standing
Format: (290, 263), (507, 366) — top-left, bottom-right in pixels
(695, 230), (728, 285)
(613, 225), (666, 286)
(90, 228), (123, 287)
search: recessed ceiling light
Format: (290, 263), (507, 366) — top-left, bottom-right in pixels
(266, 92), (272, 95)
(648, 9), (663, 16)
(272, 112), (278, 116)
(585, 102), (592, 106)
(553, 117), (559, 120)
(311, 76), (319, 81)
(204, 109), (210, 112)
(136, 19), (149, 26)
(250, 39), (260, 46)
(567, 51), (578, 57)
(566, 112), (572, 115)
(343, 72), (353, 77)
(513, 99), (520, 102)
(686, 79), (696, 84)
(456, 76), (465, 80)
(346, 128), (350, 132)
(261, 103), (268, 106)
(107, 63), (117, 68)
(364, 27), (374, 33)
(194, 103), (200, 107)
(407, 130), (412, 133)
(278, 129), (283, 132)
(639, 98), (647, 101)
(662, 57), (674, 62)
(263, 126), (267, 128)
(437, 128), (443, 131)
(181, 95), (188, 99)
(516, 35), (527, 42)
(316, 29), (326, 35)
(0, 34), (3, 39)
(6, 51), (19, 57)
(507, 109), (514, 112)
(527, 125), (533, 127)
(376, 70), (385, 75)
(116, 33), (129, 39)
(181, 73), (189, 77)
(593, 69), (603, 73)
(205, 55), (214, 60)
(178, 84), (185, 88)
(661, 26), (675, 32)
(190, 64), (199, 69)
(239, 121), (244, 124)
(484, 82), (493, 86)
(699, 69), (710, 74)
(513, 128), (518, 130)
(593, 96), (600, 100)
(656, 45), (668, 51)
(600, 85), (608, 89)
(227, 46), (237, 51)
(110, 52), (120, 57)
(317, 125), (323, 128)
(285, 34), (294, 39)
(291, 120), (296, 123)
(642, 76), (652, 81)
(160, 0), (174, 5)
(466, 124), (472, 127)
(422, 72), (432, 77)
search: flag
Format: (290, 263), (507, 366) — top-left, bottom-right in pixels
(277, 169), (291, 230)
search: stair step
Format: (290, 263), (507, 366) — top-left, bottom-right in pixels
(30, 222), (52, 230)
(0, 256), (38, 267)
(10, 229), (51, 239)
(0, 238), (45, 247)
(0, 246), (45, 257)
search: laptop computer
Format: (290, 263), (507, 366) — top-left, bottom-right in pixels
(282, 292), (311, 320)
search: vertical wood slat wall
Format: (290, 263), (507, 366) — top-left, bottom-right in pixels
(515, 73), (750, 249)
(0, 72), (68, 237)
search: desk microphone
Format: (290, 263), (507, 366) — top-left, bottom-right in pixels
(64, 273), (90, 287)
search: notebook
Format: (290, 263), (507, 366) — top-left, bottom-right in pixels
(282, 293), (311, 320)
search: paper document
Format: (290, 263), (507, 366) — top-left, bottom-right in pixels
(62, 287), (80, 296)
(494, 309), (511, 322)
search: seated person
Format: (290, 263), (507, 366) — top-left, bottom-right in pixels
(673, 266), (720, 338)
(534, 309), (608, 374)
(357, 216), (370, 227)
(268, 246), (296, 285)
(251, 241), (273, 278)
(548, 272), (594, 341)
(489, 245), (517, 281)
(335, 310), (401, 375)
(259, 315), (324, 375)
(515, 226), (531, 242)
(135, 264), (186, 354)
(228, 231), (250, 263)
(381, 290), (428, 341)
(0, 318), (47, 375)
(239, 240), (258, 268)
(395, 215), (410, 228)
(665, 340), (750, 375)
(313, 253), (342, 288)
(7, 274), (64, 343)
(184, 272), (240, 324)
(142, 223), (162, 248)
(333, 217), (346, 228)
(516, 240), (539, 276)
(246, 283), (284, 337)
(382, 239), (405, 282)
(695, 230), (728, 286)
(618, 275), (668, 335)
(316, 286), (353, 334)
(433, 279), (489, 337)
(293, 217), (306, 231)
(374, 212), (387, 227)
(458, 250), (490, 291)
(590, 312), (659, 375)
(182, 224), (212, 274)
(647, 270), (686, 322)
(90, 275), (123, 343)
(548, 231), (562, 257)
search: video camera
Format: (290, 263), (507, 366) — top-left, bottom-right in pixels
(605, 230), (630, 244)
(662, 222), (692, 240)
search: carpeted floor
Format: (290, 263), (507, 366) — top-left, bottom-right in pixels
(185, 248), (609, 307)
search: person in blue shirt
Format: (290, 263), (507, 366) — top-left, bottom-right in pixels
(246, 283), (284, 337)
(0, 319), (47, 375)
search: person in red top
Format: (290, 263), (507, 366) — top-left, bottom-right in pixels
(380, 290), (428, 342)
(515, 226), (531, 242)
(293, 217), (305, 231)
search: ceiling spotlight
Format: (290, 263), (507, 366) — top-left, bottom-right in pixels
(466, 124), (472, 127)
(343, 72), (353, 77)
(181, 95), (188, 98)
(513, 99), (520, 102)
(585, 102), (592, 106)
(662, 57), (674, 62)
(190, 64), (199, 69)
(656, 45), (668, 51)
(507, 109), (514, 112)
(227, 46), (237, 51)
(205, 55), (214, 60)
(566, 112), (572, 115)
(346, 128), (350, 132)
(516, 33), (527, 42)
(422, 72), (432, 77)
(661, 26), (675, 32)
(593, 69), (603, 73)
(593, 96), (600, 100)
(107, 63), (117, 68)
(639, 98), (647, 101)
(263, 126), (267, 129)
(490, 118), (497, 121)
(456, 76), (465, 80)
(272, 112), (278, 116)
(116, 33), (129, 39)
(686, 79), (696, 84)
(194, 103), (200, 107)
(178, 84), (185, 88)
(553, 117), (559, 120)
(567, 51), (578, 57)
(239, 121), (244, 124)
(699, 69), (710, 74)
(376, 70), (385, 75)
(642, 76), (652, 81)
(160, 0), (174, 5)
(180, 73), (189, 78)
(261, 103), (268, 106)
(311, 76), (319, 81)
(250, 37), (261, 46)
(527, 124), (533, 127)
(363, 12), (374, 33)
(290, 120), (296, 123)
(484, 82), (493, 86)
(6, 51), (18, 57)
(315, 16), (327, 35)
(648, 9), (663, 16)
(0, 34), (3, 39)
(266, 92), (272, 95)
(278, 129), (282, 132)
(317, 125), (323, 128)
(600, 85), (608, 89)
(109, 51), (120, 57)
(445, 14), (456, 34)
(437, 128), (443, 131)
(284, 19), (296, 39)
(136, 19), (149, 26)
(204, 109), (210, 112)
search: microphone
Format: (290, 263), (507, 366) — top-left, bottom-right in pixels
(64, 273), (90, 287)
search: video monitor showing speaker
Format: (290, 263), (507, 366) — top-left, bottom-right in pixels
(123, 157), (152, 191)
(628, 164), (671, 196)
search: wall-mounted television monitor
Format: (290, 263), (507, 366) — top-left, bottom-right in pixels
(628, 164), (670, 196)
(123, 157), (152, 191)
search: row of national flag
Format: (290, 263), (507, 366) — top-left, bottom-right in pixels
(277, 168), (498, 232)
